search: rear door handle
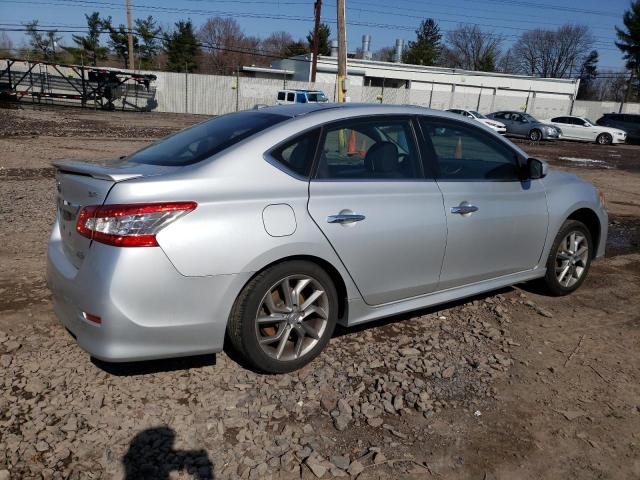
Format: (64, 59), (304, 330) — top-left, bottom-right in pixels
(327, 213), (366, 224)
(451, 203), (479, 215)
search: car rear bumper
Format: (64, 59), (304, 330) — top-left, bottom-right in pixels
(46, 220), (252, 362)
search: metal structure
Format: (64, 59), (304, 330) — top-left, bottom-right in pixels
(0, 58), (157, 111)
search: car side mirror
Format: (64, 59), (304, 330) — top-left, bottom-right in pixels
(526, 157), (547, 180)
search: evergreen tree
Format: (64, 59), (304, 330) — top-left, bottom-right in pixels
(163, 20), (200, 72)
(402, 18), (441, 66)
(25, 20), (62, 61)
(616, 1), (640, 73)
(577, 50), (598, 99)
(284, 40), (310, 57)
(102, 16), (138, 68)
(69, 12), (107, 66)
(135, 16), (162, 69)
(306, 23), (330, 56)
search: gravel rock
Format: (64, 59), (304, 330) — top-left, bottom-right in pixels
(348, 460), (365, 476)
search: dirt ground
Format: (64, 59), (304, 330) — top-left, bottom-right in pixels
(0, 106), (639, 480)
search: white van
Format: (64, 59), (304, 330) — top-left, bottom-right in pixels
(276, 89), (329, 105)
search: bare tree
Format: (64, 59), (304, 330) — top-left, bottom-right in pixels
(373, 46), (395, 62)
(261, 31), (295, 58)
(497, 48), (519, 74)
(441, 24), (501, 71)
(512, 25), (594, 78)
(0, 32), (14, 56)
(198, 17), (261, 74)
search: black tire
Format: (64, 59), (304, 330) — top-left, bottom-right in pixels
(227, 260), (338, 373)
(542, 220), (593, 296)
(529, 129), (542, 141)
(596, 133), (612, 145)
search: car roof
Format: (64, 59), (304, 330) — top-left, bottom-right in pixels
(256, 102), (456, 118)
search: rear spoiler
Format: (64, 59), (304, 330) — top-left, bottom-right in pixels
(52, 160), (145, 182)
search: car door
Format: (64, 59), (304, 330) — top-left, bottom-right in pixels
(418, 117), (549, 289)
(573, 118), (598, 141)
(551, 117), (573, 137)
(510, 113), (530, 137)
(307, 116), (447, 305)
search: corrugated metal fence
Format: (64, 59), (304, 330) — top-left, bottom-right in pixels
(3, 59), (640, 120)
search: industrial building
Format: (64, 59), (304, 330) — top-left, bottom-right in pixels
(242, 35), (580, 117)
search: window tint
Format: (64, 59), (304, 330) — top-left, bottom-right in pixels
(277, 91), (285, 101)
(492, 112), (507, 119)
(287, 92), (295, 102)
(127, 111), (288, 166)
(551, 117), (566, 123)
(315, 119), (421, 180)
(420, 118), (521, 181)
(269, 129), (319, 177)
(296, 93), (307, 103)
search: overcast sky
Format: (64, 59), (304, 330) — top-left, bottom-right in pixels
(0, 0), (633, 71)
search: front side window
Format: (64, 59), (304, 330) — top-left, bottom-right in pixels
(307, 92), (328, 102)
(420, 118), (521, 181)
(127, 111), (288, 166)
(269, 129), (319, 177)
(296, 93), (307, 103)
(315, 118), (421, 180)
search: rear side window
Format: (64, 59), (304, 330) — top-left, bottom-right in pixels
(315, 118), (421, 180)
(420, 118), (520, 181)
(127, 111), (288, 166)
(551, 117), (567, 123)
(277, 91), (285, 101)
(269, 129), (320, 177)
(296, 93), (307, 103)
(492, 112), (506, 119)
(287, 92), (295, 102)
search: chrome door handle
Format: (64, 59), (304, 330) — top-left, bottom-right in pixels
(327, 213), (366, 224)
(451, 203), (479, 215)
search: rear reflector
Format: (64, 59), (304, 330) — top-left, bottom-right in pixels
(83, 312), (102, 324)
(76, 202), (197, 247)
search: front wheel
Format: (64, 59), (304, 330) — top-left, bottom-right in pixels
(529, 129), (542, 142)
(596, 133), (612, 145)
(542, 220), (593, 296)
(227, 261), (338, 373)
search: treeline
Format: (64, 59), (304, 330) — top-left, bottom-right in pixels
(1, 1), (639, 102)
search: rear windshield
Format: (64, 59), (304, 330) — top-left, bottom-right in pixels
(127, 111), (288, 166)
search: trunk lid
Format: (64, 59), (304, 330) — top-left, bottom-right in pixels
(53, 159), (177, 269)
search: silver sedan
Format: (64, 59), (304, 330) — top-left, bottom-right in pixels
(47, 104), (608, 373)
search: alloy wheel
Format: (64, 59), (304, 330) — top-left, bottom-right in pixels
(555, 231), (589, 288)
(254, 275), (329, 361)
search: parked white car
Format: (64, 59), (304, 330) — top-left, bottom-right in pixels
(544, 116), (627, 145)
(447, 109), (507, 134)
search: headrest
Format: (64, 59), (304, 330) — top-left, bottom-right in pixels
(365, 142), (398, 173)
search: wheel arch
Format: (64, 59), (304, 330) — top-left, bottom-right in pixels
(566, 208), (602, 258)
(238, 254), (350, 322)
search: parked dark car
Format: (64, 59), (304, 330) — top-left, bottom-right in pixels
(596, 113), (640, 143)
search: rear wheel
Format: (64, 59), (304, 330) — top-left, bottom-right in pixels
(227, 261), (338, 373)
(529, 129), (542, 141)
(542, 220), (593, 296)
(596, 133), (612, 145)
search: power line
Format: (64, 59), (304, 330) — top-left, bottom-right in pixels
(1, 0), (623, 51)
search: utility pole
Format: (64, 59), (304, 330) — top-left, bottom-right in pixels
(619, 70), (635, 114)
(125, 0), (135, 70)
(311, 0), (322, 83)
(336, 0), (347, 102)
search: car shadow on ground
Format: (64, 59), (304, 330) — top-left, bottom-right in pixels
(122, 426), (214, 480)
(91, 353), (216, 376)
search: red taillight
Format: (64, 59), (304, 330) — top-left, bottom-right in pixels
(82, 312), (102, 324)
(76, 202), (197, 247)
